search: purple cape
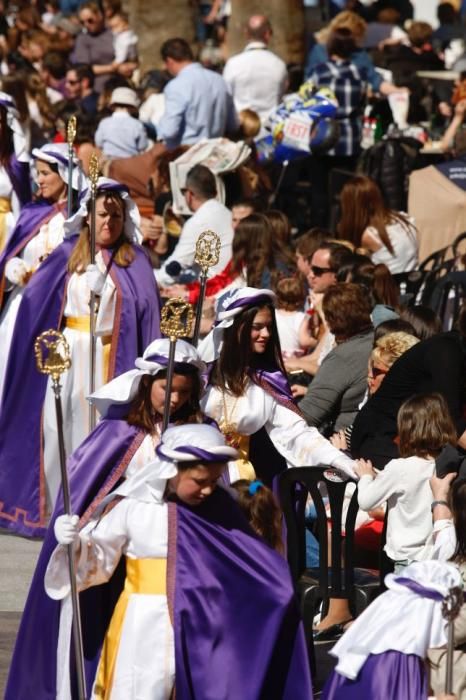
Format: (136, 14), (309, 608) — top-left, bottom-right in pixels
(6, 420), (313, 699)
(0, 237), (161, 537)
(321, 650), (427, 699)
(0, 200), (57, 307)
(6, 153), (31, 207)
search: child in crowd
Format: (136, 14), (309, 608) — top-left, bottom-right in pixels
(230, 479), (284, 553)
(274, 275), (312, 359)
(355, 393), (458, 572)
(94, 86), (148, 157)
(108, 10), (139, 64)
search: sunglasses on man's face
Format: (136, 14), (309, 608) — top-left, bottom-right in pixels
(310, 265), (334, 277)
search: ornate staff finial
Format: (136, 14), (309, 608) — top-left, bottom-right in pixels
(67, 115), (77, 148)
(194, 229), (221, 273)
(88, 153), (100, 195)
(34, 330), (71, 384)
(160, 298), (194, 341)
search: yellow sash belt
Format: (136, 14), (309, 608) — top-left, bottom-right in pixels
(0, 196), (12, 255)
(64, 316), (112, 380)
(224, 431), (255, 480)
(94, 558), (167, 699)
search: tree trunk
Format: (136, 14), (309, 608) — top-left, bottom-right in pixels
(127, 0), (196, 73)
(226, 0), (305, 65)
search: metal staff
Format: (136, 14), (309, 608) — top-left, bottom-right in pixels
(442, 584), (463, 694)
(88, 153), (100, 432)
(66, 116), (77, 217)
(192, 230), (220, 347)
(34, 330), (87, 700)
(160, 298), (193, 432)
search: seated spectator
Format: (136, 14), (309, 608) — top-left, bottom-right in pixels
(107, 10), (138, 64)
(95, 86), (148, 158)
(39, 51), (68, 102)
(338, 175), (418, 274)
(138, 69), (171, 134)
(399, 305), (443, 340)
(337, 255), (400, 326)
(65, 63), (99, 115)
(299, 282), (374, 435)
(239, 212), (296, 289)
(350, 306), (466, 469)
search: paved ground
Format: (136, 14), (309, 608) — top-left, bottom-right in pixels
(0, 529), (335, 698)
(0, 531), (42, 697)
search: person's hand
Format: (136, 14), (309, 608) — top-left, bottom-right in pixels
(85, 264), (106, 295)
(140, 215), (164, 242)
(454, 99), (466, 119)
(291, 384), (307, 399)
(5, 257), (29, 286)
(330, 430), (348, 451)
(54, 514), (80, 545)
(309, 291), (324, 320)
(117, 61), (137, 78)
(430, 472), (457, 501)
(354, 458), (376, 478)
(159, 284), (188, 299)
(438, 101), (452, 118)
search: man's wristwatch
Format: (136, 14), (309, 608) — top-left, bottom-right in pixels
(431, 500), (449, 512)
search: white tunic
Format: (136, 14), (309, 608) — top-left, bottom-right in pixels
(42, 251), (117, 510)
(201, 379), (357, 480)
(45, 487), (175, 700)
(0, 210), (65, 401)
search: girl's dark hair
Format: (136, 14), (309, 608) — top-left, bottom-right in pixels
(237, 213), (296, 288)
(374, 318), (416, 343)
(126, 365), (203, 431)
(450, 478), (466, 562)
(327, 27), (357, 58)
(211, 302), (286, 397)
(0, 105), (14, 167)
(336, 255), (400, 308)
(397, 393), (457, 458)
(230, 479), (284, 553)
(399, 305), (442, 340)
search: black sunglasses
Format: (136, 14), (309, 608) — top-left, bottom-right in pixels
(369, 366), (388, 379)
(310, 265), (334, 277)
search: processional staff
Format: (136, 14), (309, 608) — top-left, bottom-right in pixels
(442, 584), (463, 695)
(160, 298), (193, 432)
(192, 230), (220, 347)
(88, 153), (100, 432)
(66, 115), (77, 217)
(34, 330), (87, 700)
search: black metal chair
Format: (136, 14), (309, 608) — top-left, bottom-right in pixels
(452, 231), (466, 262)
(427, 270), (466, 329)
(278, 467), (382, 680)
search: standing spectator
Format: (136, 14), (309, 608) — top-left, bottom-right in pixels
(95, 87), (148, 158)
(107, 10), (138, 64)
(156, 164), (233, 286)
(71, 1), (130, 93)
(157, 37), (238, 149)
(223, 15), (288, 123)
(308, 27), (368, 226)
(39, 51), (68, 102)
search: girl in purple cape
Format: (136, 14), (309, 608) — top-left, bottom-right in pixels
(0, 178), (161, 537)
(46, 423), (313, 700)
(197, 286), (358, 484)
(0, 141), (85, 399)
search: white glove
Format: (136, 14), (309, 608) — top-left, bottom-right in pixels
(5, 257), (29, 286)
(85, 264), (106, 295)
(54, 514), (80, 545)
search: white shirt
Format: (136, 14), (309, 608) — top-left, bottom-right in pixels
(275, 309), (306, 358)
(358, 455), (435, 562)
(156, 198), (233, 285)
(368, 215), (419, 274)
(223, 41), (288, 122)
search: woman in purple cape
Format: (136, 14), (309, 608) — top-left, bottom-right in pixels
(0, 178), (161, 538)
(197, 286), (357, 484)
(0, 141), (86, 399)
(45, 423), (313, 700)
(0, 90), (31, 252)
(321, 560), (462, 699)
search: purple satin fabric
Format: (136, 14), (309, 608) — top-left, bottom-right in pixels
(395, 577), (445, 601)
(0, 201), (55, 288)
(98, 181), (129, 194)
(250, 366), (295, 403)
(6, 153), (31, 206)
(322, 651), (427, 700)
(39, 150), (71, 167)
(165, 445), (234, 462)
(174, 488), (313, 700)
(5, 419), (143, 700)
(0, 238), (161, 537)
(225, 292), (273, 311)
